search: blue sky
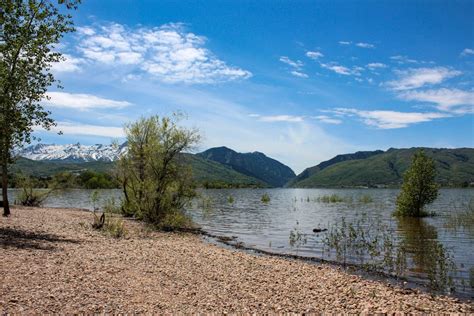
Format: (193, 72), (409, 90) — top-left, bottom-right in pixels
(37, 0), (474, 173)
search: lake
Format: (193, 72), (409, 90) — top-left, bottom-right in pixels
(8, 188), (474, 298)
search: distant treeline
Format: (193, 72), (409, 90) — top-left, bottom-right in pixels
(9, 170), (118, 189)
(9, 170), (268, 190)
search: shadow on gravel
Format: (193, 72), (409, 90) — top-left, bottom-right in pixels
(0, 227), (80, 251)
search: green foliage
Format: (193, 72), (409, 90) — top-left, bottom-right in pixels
(227, 195), (234, 204)
(77, 170), (117, 189)
(1, 0), (80, 216)
(290, 148), (474, 188)
(14, 174), (54, 207)
(118, 114), (200, 227)
(395, 151), (439, 217)
(261, 193), (270, 203)
(317, 194), (345, 203)
(104, 214), (126, 238)
(322, 215), (456, 292)
(358, 194), (373, 203)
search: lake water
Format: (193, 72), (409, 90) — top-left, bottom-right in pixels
(8, 188), (474, 298)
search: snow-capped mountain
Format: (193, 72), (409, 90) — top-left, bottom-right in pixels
(15, 142), (128, 162)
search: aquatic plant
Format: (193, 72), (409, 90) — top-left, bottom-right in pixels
(261, 193), (271, 203)
(358, 194), (373, 203)
(444, 198), (474, 234)
(321, 214), (457, 293)
(317, 194), (345, 203)
(289, 221), (307, 253)
(227, 195), (235, 204)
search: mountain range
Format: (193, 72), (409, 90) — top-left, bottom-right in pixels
(13, 143), (291, 188)
(288, 147), (474, 188)
(13, 143), (474, 188)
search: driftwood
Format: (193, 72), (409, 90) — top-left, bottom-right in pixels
(92, 213), (105, 229)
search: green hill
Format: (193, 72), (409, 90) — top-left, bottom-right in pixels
(181, 154), (267, 188)
(289, 148), (474, 188)
(197, 146), (295, 187)
(11, 154), (266, 188)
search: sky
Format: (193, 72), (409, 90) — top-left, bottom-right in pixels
(36, 0), (474, 173)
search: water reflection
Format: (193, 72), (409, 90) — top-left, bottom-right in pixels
(396, 217), (456, 293)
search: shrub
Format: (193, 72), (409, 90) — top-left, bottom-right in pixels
(117, 114), (200, 228)
(395, 150), (439, 217)
(14, 175), (52, 207)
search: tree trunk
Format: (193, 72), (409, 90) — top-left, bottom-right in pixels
(2, 161), (10, 217)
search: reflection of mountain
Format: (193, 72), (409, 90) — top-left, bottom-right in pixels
(396, 218), (455, 292)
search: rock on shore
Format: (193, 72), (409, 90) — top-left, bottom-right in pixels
(1, 207), (472, 313)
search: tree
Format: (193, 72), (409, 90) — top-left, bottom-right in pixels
(117, 114), (200, 228)
(0, 0), (79, 216)
(395, 150), (439, 217)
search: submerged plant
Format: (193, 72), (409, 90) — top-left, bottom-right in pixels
(317, 194), (345, 203)
(358, 194), (374, 203)
(261, 193), (270, 203)
(289, 221), (307, 253)
(321, 214), (457, 293)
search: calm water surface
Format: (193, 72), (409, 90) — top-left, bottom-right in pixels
(9, 188), (474, 298)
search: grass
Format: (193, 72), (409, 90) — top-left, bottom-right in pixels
(444, 199), (474, 233)
(321, 214), (457, 292)
(261, 193), (270, 203)
(358, 194), (373, 203)
(317, 194), (345, 203)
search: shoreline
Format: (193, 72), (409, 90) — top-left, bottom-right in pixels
(1, 207), (472, 313)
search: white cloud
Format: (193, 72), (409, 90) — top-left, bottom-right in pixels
(320, 63), (351, 75)
(320, 62), (362, 76)
(76, 26), (96, 36)
(338, 41), (351, 45)
(279, 56), (303, 69)
(51, 54), (85, 73)
(366, 62), (387, 70)
(385, 67), (462, 90)
(76, 22), (251, 84)
(291, 70), (309, 78)
(49, 121), (126, 138)
(258, 115), (305, 123)
(390, 55), (418, 64)
(306, 51), (324, 60)
(44, 92), (132, 110)
(356, 42), (375, 49)
(399, 88), (474, 114)
(333, 108), (449, 129)
(460, 48), (474, 57)
(312, 115), (342, 124)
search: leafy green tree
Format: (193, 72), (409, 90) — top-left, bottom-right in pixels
(0, 0), (79, 216)
(117, 114), (200, 228)
(395, 150), (439, 217)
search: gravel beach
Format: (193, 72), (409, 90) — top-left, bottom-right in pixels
(1, 207), (472, 313)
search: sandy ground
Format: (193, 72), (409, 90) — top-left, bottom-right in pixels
(0, 207), (472, 314)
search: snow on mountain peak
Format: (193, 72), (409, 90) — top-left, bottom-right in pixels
(15, 143), (127, 162)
